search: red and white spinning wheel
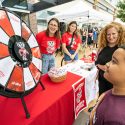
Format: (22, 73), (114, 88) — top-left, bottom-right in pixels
(0, 8), (44, 118)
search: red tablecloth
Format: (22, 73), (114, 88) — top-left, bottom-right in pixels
(0, 72), (82, 125)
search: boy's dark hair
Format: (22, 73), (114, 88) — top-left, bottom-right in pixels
(119, 44), (125, 50)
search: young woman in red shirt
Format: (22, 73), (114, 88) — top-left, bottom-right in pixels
(36, 18), (61, 74)
(62, 21), (81, 64)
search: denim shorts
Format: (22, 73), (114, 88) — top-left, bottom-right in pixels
(64, 50), (78, 61)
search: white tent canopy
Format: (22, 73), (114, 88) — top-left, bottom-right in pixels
(47, 0), (113, 23)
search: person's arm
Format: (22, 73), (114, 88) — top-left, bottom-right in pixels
(61, 33), (72, 57)
(74, 43), (81, 55)
(96, 64), (107, 72)
(56, 39), (61, 49)
(36, 34), (40, 45)
(71, 43), (80, 59)
(95, 48), (107, 71)
(71, 35), (81, 59)
(36, 33), (43, 54)
(89, 93), (106, 125)
(62, 43), (72, 57)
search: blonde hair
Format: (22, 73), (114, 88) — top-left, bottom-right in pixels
(98, 22), (125, 49)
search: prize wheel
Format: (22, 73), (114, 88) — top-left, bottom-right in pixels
(0, 8), (43, 99)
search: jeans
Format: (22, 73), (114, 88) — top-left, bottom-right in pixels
(42, 54), (55, 74)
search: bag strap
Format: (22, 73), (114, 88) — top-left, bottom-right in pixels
(69, 33), (74, 47)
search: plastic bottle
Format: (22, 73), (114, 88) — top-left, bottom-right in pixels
(91, 49), (97, 61)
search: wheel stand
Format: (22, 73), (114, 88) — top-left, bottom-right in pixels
(20, 80), (45, 118)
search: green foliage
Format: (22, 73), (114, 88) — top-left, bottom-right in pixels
(117, 0), (125, 22)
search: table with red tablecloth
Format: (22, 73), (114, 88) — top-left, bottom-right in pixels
(0, 72), (82, 125)
(63, 60), (98, 104)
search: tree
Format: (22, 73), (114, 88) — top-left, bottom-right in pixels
(117, 0), (125, 22)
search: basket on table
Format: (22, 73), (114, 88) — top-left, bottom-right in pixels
(48, 67), (67, 83)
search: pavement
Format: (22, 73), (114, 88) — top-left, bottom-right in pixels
(73, 110), (90, 125)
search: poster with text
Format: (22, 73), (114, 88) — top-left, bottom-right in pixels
(72, 77), (87, 119)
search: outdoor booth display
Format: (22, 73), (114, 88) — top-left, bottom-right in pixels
(0, 8), (45, 118)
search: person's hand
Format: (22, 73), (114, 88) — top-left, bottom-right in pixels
(96, 64), (106, 71)
(70, 54), (75, 60)
(70, 55), (74, 60)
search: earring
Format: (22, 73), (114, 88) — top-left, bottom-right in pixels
(104, 63), (109, 72)
(106, 62), (109, 67)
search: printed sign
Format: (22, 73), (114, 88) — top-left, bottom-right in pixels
(72, 77), (87, 119)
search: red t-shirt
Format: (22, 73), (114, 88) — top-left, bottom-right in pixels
(62, 32), (81, 50)
(36, 31), (60, 54)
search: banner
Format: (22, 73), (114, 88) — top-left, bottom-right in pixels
(72, 77), (87, 119)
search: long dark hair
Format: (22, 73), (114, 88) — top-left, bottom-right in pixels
(46, 18), (61, 39)
(67, 21), (78, 38)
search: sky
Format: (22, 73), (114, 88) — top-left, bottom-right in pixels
(106, 0), (119, 6)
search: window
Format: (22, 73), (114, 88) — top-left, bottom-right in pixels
(2, 0), (28, 10)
